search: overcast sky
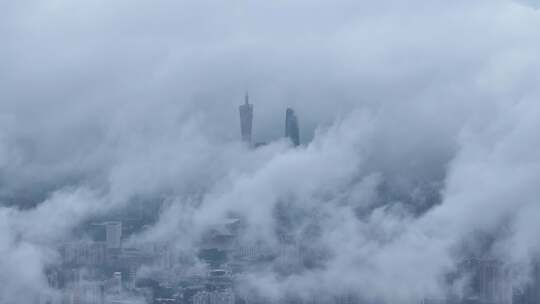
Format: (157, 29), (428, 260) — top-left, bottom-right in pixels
(2, 0), (540, 303)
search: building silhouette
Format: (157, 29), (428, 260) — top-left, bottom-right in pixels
(459, 258), (513, 304)
(285, 108), (300, 146)
(105, 221), (122, 250)
(238, 93), (253, 145)
(514, 258), (540, 304)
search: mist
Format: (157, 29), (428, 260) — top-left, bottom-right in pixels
(2, 0), (540, 303)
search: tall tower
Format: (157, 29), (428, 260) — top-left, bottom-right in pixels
(285, 108), (300, 146)
(239, 93), (253, 145)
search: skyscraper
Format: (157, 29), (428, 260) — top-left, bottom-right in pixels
(285, 108), (300, 146)
(460, 257), (513, 304)
(239, 93), (253, 145)
(105, 221), (122, 249)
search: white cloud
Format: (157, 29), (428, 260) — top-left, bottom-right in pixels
(2, 0), (540, 302)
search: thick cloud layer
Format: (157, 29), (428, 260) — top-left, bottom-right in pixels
(1, 0), (540, 303)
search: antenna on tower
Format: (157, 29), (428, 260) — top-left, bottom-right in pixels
(245, 91), (249, 105)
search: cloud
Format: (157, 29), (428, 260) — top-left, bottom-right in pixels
(0, 188), (106, 302)
(2, 0), (540, 303)
(515, 0), (540, 9)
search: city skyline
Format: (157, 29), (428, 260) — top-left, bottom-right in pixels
(2, 1), (540, 304)
(238, 94), (302, 147)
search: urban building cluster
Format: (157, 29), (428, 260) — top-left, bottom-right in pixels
(422, 257), (540, 304)
(33, 96), (540, 304)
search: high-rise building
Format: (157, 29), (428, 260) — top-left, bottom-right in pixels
(105, 222), (122, 249)
(193, 289), (235, 304)
(112, 272), (122, 295)
(285, 108), (300, 146)
(460, 258), (513, 304)
(514, 259), (540, 304)
(239, 93), (253, 145)
(62, 241), (106, 266)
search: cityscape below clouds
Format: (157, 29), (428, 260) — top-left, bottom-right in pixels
(1, 1), (540, 304)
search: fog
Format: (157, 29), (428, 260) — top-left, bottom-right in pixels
(1, 0), (540, 303)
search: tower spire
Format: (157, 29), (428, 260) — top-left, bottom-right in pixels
(239, 92), (253, 145)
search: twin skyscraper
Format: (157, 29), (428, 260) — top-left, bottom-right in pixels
(239, 93), (300, 147)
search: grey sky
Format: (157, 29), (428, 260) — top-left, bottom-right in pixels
(1, 0), (540, 302)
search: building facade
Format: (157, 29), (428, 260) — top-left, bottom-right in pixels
(239, 94), (253, 145)
(285, 108), (300, 146)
